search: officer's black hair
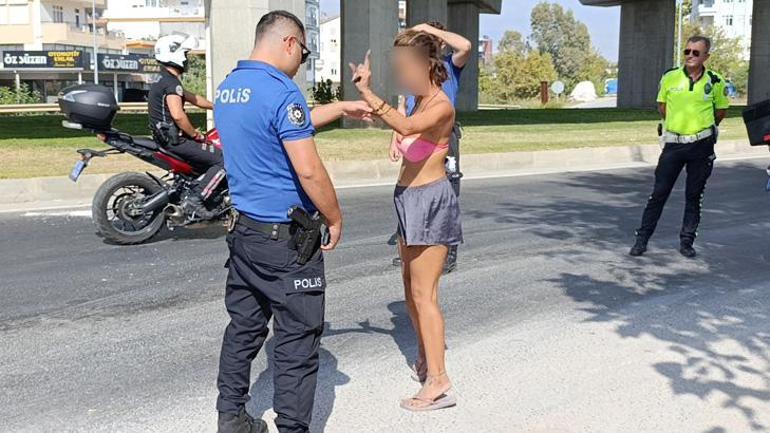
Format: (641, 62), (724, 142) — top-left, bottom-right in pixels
(686, 35), (712, 53)
(254, 10), (306, 45)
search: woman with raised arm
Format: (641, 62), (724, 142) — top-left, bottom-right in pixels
(350, 30), (462, 412)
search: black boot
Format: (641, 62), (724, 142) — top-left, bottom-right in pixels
(679, 240), (697, 258)
(629, 236), (649, 257)
(183, 192), (215, 220)
(217, 407), (267, 433)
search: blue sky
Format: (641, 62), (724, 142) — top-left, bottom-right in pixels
(319, 0), (620, 62)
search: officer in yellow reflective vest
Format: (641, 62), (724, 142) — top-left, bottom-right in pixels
(630, 36), (729, 258)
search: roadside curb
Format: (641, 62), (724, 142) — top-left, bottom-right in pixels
(1, 140), (765, 212)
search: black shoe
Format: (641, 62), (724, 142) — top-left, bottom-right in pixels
(629, 237), (648, 257)
(217, 407), (267, 433)
(679, 243), (697, 258)
(392, 257), (402, 267)
(183, 193), (215, 220)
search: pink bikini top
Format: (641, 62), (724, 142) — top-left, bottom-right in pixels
(396, 136), (448, 163)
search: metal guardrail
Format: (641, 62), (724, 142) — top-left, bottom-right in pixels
(0, 102), (148, 114)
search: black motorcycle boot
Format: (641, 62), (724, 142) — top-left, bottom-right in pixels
(183, 192), (216, 220)
(629, 236), (649, 257)
(217, 407), (267, 433)
(679, 240), (697, 258)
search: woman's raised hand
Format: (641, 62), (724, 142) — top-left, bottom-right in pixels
(349, 49), (372, 93)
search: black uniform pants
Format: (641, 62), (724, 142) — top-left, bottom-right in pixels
(636, 136), (716, 244)
(168, 137), (225, 200)
(217, 222), (326, 433)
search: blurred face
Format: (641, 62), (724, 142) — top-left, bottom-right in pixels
(684, 40), (709, 69)
(392, 46), (431, 96)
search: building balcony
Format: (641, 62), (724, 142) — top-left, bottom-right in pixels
(0, 22), (125, 51)
(42, 22), (126, 50)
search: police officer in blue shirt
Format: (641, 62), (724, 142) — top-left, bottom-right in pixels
(390, 21), (471, 273)
(213, 10), (372, 433)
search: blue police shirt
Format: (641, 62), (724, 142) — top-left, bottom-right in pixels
(214, 60), (316, 223)
(406, 53), (463, 113)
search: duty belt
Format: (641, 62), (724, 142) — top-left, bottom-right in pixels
(237, 213), (295, 241)
(663, 127), (714, 144)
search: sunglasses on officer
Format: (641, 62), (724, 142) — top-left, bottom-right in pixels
(283, 35), (311, 64)
(684, 48), (703, 58)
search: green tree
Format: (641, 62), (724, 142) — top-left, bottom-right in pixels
(181, 54), (207, 96)
(311, 79), (340, 105)
(529, 2), (608, 91)
(0, 83), (42, 105)
(576, 50), (610, 96)
(498, 30), (528, 56)
(489, 50), (558, 100)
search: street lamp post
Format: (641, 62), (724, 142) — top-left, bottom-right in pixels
(676, 0), (684, 66)
(93, 0), (99, 84)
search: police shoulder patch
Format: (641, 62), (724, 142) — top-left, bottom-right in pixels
(286, 103), (307, 127)
(175, 85), (184, 96)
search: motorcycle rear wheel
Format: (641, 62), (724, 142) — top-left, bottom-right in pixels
(92, 172), (166, 245)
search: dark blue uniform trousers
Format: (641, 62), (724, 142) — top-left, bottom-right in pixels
(217, 223), (326, 433)
(636, 135), (716, 243)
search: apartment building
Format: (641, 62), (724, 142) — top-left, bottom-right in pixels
(0, 0), (158, 102)
(691, 0), (753, 58)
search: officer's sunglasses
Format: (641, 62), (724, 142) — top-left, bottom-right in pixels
(284, 35), (312, 64)
(684, 49), (702, 58)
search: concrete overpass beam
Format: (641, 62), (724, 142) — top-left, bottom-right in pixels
(341, 0), (399, 127)
(617, 0), (675, 108)
(448, 1), (479, 112)
(407, 0), (448, 27)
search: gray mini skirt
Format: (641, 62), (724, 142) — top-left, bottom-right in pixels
(394, 177), (463, 246)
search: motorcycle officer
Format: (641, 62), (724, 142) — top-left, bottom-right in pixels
(213, 10), (372, 433)
(149, 33), (224, 219)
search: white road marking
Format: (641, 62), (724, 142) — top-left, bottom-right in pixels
(23, 210), (92, 218)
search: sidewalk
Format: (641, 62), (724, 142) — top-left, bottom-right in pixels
(1, 140), (766, 212)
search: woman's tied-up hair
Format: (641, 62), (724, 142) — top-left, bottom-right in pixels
(394, 29), (448, 88)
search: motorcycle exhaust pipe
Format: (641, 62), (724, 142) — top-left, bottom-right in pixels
(140, 190), (170, 214)
(164, 204), (185, 223)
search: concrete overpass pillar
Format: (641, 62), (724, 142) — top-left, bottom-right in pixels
(748, 0), (770, 104)
(341, 0), (399, 127)
(407, 0), (448, 27)
(616, 0), (675, 108)
(448, 1), (479, 112)
(207, 0), (306, 100)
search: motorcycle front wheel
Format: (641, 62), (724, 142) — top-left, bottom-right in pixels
(92, 172), (166, 245)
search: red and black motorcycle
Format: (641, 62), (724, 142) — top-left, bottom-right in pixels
(59, 84), (231, 245)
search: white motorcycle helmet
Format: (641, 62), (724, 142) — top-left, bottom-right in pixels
(154, 33), (198, 71)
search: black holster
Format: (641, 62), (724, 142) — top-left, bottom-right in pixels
(287, 206), (330, 265)
(152, 121), (180, 147)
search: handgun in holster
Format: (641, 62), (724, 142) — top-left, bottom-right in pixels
(152, 121), (180, 146)
(287, 206), (331, 265)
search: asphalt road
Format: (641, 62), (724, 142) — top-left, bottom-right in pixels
(2, 159), (770, 433)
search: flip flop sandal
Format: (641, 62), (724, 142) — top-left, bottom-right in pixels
(399, 391), (457, 412)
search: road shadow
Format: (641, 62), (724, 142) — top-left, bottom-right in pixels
(325, 301), (418, 368)
(96, 223), (226, 245)
(247, 338), (350, 433)
(466, 162), (770, 431)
